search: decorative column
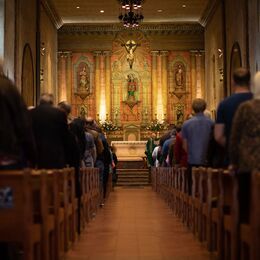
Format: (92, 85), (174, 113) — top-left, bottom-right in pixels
(190, 51), (197, 102)
(58, 52), (68, 102)
(200, 52), (205, 99)
(161, 51), (169, 120)
(195, 52), (202, 98)
(66, 51), (72, 104)
(151, 51), (158, 120)
(99, 53), (106, 121)
(94, 51), (101, 120)
(157, 53), (163, 121)
(104, 51), (111, 120)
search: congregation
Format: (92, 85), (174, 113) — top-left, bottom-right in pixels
(0, 65), (260, 259)
(146, 68), (260, 192)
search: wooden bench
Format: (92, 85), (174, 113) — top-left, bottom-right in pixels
(191, 167), (202, 240)
(0, 169), (41, 260)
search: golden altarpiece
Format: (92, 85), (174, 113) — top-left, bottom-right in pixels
(57, 24), (205, 141)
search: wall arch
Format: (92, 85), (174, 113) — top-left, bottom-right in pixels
(21, 43), (35, 106)
(229, 42), (242, 94)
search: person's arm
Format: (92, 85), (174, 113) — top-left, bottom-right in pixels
(214, 124), (226, 147)
(182, 139), (188, 153)
(229, 104), (247, 168)
(214, 103), (226, 146)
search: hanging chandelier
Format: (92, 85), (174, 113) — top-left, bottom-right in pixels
(118, 0), (144, 28)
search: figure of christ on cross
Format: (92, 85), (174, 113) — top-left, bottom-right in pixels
(121, 40), (140, 69)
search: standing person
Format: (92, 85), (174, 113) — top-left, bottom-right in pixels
(0, 74), (36, 170)
(145, 132), (157, 167)
(83, 129), (96, 168)
(229, 72), (260, 172)
(111, 145), (118, 188)
(174, 125), (188, 168)
(30, 93), (70, 169)
(182, 98), (214, 194)
(0, 73), (36, 260)
(214, 68), (253, 166)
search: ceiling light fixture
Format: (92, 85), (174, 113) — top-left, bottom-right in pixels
(100, 10), (105, 13)
(76, 6), (80, 9)
(157, 9), (163, 12)
(118, 0), (144, 28)
(182, 4), (186, 8)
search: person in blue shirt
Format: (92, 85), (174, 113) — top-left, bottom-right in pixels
(182, 98), (214, 194)
(214, 68), (252, 166)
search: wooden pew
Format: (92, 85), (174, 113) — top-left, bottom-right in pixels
(32, 170), (56, 260)
(206, 168), (222, 255)
(67, 168), (77, 244)
(251, 171), (260, 260)
(236, 170), (260, 260)
(219, 170), (239, 260)
(0, 169), (41, 260)
(199, 167), (208, 244)
(191, 167), (202, 240)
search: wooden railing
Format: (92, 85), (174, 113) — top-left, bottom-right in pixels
(152, 167), (260, 260)
(0, 167), (112, 260)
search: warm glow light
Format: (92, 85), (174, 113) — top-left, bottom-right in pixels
(76, 6), (80, 9)
(182, 4), (186, 8)
(157, 9), (163, 12)
(99, 103), (106, 122)
(100, 10), (105, 13)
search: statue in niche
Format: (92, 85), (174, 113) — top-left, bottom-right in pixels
(176, 104), (184, 125)
(79, 105), (88, 119)
(127, 74), (137, 102)
(174, 63), (185, 91)
(122, 40), (140, 69)
(79, 66), (90, 92)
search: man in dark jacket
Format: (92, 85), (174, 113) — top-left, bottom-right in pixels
(30, 93), (70, 169)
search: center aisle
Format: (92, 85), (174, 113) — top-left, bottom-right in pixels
(67, 187), (212, 260)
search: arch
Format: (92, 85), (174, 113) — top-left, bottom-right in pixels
(73, 55), (94, 94)
(21, 44), (35, 106)
(230, 42), (242, 94)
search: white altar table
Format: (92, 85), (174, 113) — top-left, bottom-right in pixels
(111, 141), (147, 161)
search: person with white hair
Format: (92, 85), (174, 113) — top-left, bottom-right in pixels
(229, 71), (260, 172)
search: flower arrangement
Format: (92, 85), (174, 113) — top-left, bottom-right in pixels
(146, 119), (169, 132)
(98, 120), (118, 132)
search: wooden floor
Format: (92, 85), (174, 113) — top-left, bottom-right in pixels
(66, 187), (212, 260)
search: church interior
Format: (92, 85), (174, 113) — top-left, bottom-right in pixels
(0, 0), (260, 259)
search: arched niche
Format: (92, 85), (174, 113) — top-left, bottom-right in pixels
(73, 56), (94, 95)
(230, 42), (242, 94)
(21, 44), (35, 106)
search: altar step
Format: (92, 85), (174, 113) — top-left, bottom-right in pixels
(116, 169), (150, 186)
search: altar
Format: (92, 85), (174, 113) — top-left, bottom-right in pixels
(111, 141), (147, 161)
(111, 141), (147, 169)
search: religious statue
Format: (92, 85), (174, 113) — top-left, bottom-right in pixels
(176, 104), (184, 125)
(79, 66), (90, 92)
(79, 105), (87, 119)
(127, 74), (137, 102)
(175, 65), (185, 89)
(122, 40), (140, 69)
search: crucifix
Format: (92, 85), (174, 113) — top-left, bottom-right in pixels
(121, 40), (140, 69)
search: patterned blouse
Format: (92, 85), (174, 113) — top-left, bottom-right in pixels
(229, 99), (260, 172)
